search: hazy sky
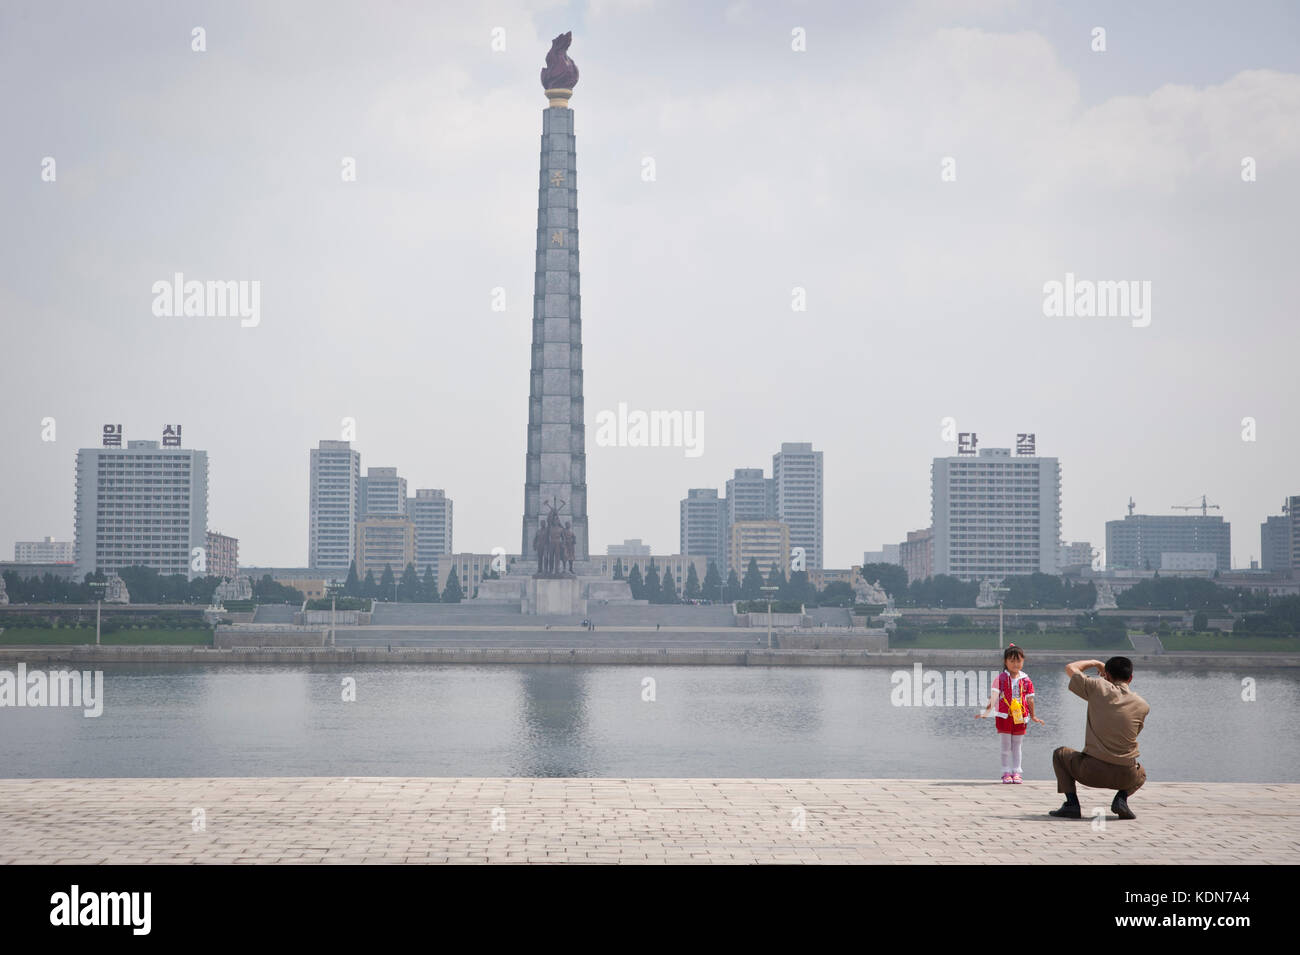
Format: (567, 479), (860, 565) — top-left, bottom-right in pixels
(2, 0), (1298, 569)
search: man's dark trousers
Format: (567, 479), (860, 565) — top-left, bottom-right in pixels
(1053, 746), (1146, 795)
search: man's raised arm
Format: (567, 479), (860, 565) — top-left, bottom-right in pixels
(1064, 659), (1105, 678)
(1064, 659), (1106, 699)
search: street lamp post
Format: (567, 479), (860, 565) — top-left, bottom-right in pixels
(325, 581), (344, 648)
(89, 580), (106, 646)
(991, 585), (1011, 650)
(760, 585), (779, 650)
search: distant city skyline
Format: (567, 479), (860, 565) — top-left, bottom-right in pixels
(3, 2), (1298, 569)
(8, 425), (1300, 575)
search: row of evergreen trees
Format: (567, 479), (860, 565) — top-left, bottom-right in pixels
(338, 562), (469, 603)
(612, 558), (825, 605)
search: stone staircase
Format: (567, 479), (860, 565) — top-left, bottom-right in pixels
(588, 605), (735, 627)
(365, 601), (735, 628)
(1128, 632), (1164, 654)
(252, 604), (296, 624)
(804, 607), (853, 628)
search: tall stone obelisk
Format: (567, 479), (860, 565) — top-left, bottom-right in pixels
(522, 32), (589, 564)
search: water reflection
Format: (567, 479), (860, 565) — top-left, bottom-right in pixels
(513, 666), (593, 776)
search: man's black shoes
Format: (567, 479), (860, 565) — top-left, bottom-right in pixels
(1048, 800), (1082, 819)
(1112, 791), (1136, 820)
(1047, 793), (1135, 820)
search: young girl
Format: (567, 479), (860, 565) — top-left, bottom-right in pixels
(975, 644), (1044, 783)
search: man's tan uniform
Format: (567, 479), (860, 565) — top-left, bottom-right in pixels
(1053, 672), (1150, 795)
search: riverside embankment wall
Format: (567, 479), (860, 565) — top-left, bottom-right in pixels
(2, 646), (1298, 669)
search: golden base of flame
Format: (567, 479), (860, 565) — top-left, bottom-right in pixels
(544, 88), (573, 108)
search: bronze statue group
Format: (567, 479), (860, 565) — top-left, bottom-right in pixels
(533, 501), (576, 576)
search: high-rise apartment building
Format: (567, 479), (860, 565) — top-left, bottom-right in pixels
(899, 527), (934, 583)
(773, 442), (823, 571)
(680, 488), (727, 573)
(726, 468), (775, 524)
(74, 440), (209, 579)
(1260, 514), (1290, 573)
(1290, 496), (1300, 572)
(932, 447), (1060, 579)
(723, 468), (776, 573)
(360, 467), (407, 517)
(1105, 514), (1230, 572)
(308, 440), (360, 573)
(408, 489), (453, 571)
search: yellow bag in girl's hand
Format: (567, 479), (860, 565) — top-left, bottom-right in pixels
(1003, 675), (1026, 724)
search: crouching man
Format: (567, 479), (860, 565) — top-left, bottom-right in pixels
(1050, 656), (1150, 820)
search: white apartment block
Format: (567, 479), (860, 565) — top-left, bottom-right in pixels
(726, 468), (775, 524)
(74, 441), (209, 579)
(773, 442), (823, 571)
(409, 489), (453, 570)
(680, 488), (727, 574)
(360, 466), (407, 517)
(309, 440), (360, 572)
(932, 447), (1060, 579)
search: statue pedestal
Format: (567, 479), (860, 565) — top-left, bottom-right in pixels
(524, 577), (587, 616)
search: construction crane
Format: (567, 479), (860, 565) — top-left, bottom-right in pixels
(1172, 494), (1220, 517)
(1127, 497), (1136, 517)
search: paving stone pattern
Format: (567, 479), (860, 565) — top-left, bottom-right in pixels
(1, 777), (1295, 864)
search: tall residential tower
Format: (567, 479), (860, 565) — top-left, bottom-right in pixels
(773, 442), (823, 571)
(308, 440), (360, 573)
(409, 489), (453, 570)
(680, 488), (727, 574)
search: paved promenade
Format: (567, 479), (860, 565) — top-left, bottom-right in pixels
(1, 777), (1296, 864)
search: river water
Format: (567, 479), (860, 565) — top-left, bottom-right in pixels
(1, 664), (1296, 781)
